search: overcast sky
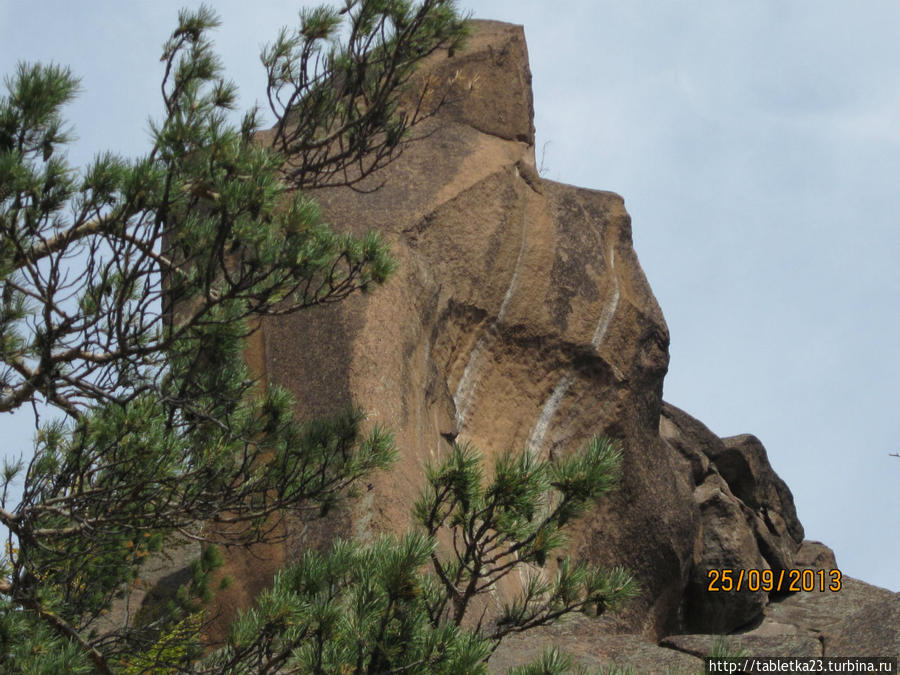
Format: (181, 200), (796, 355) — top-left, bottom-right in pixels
(2, 1), (897, 593)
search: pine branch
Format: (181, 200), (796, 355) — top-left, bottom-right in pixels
(20, 597), (114, 675)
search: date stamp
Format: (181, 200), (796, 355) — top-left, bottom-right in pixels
(706, 568), (842, 593)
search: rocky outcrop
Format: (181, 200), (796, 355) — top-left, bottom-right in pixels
(660, 403), (806, 633)
(662, 577), (900, 661)
(253, 19), (694, 638)
(489, 615), (706, 674)
(492, 575), (900, 671)
(208, 18), (899, 666)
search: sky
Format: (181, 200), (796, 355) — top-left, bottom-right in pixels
(1, 1), (897, 594)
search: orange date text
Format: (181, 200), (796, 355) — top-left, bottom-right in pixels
(706, 568), (842, 593)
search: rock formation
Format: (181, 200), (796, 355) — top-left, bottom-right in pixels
(217, 19), (897, 667)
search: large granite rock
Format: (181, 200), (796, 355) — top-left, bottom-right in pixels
(759, 577), (900, 658)
(248, 15), (699, 634)
(198, 19), (900, 664)
(492, 575), (900, 672)
(660, 402), (806, 633)
(663, 577), (900, 662)
(246, 19), (695, 639)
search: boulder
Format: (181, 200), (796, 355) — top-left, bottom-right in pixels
(685, 472), (770, 632)
(660, 402), (806, 632)
(794, 540), (838, 571)
(714, 434), (804, 544)
(664, 576), (900, 663)
(661, 631), (821, 660)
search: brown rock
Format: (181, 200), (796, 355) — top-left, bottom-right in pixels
(660, 403), (805, 631)
(760, 576), (900, 659)
(489, 615), (704, 674)
(685, 473), (769, 632)
(714, 434), (805, 545)
(661, 631), (821, 659)
(794, 540), (838, 571)
(252, 19), (694, 639)
(660, 402), (717, 486)
(661, 576), (900, 664)
(414, 20), (536, 145)
(195, 19), (890, 663)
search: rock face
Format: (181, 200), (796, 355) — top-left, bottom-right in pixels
(253, 18), (693, 638)
(661, 576), (900, 663)
(659, 403), (807, 633)
(224, 18), (899, 665)
(491, 573), (900, 672)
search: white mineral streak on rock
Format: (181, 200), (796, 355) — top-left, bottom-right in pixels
(453, 201), (530, 428)
(525, 374), (573, 457)
(591, 246), (619, 349)
(517, 561), (548, 601)
(496, 203), (530, 323)
(453, 334), (490, 428)
(526, 242), (619, 456)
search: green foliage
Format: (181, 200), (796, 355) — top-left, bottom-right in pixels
(416, 437), (638, 637)
(0, 1), (465, 672)
(505, 639), (749, 675)
(0, 597), (93, 674)
(507, 647), (579, 675)
(708, 636), (749, 660)
(216, 437), (637, 673)
(118, 613), (204, 675)
(263, 0), (470, 188)
(0, 1), (638, 672)
(206, 533), (492, 673)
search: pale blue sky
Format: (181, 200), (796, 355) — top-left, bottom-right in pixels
(2, 1), (897, 593)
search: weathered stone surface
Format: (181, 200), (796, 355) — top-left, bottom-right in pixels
(415, 19), (536, 145)
(760, 577), (900, 659)
(661, 632), (821, 659)
(794, 540), (838, 571)
(494, 576), (900, 674)
(659, 401), (717, 486)
(660, 403), (805, 632)
(489, 615), (704, 674)
(251, 19), (695, 639)
(663, 575), (900, 663)
(715, 434), (804, 545)
(685, 472), (770, 632)
(199, 18), (899, 663)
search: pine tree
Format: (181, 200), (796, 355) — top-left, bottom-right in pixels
(206, 437), (637, 673)
(0, 3), (635, 672)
